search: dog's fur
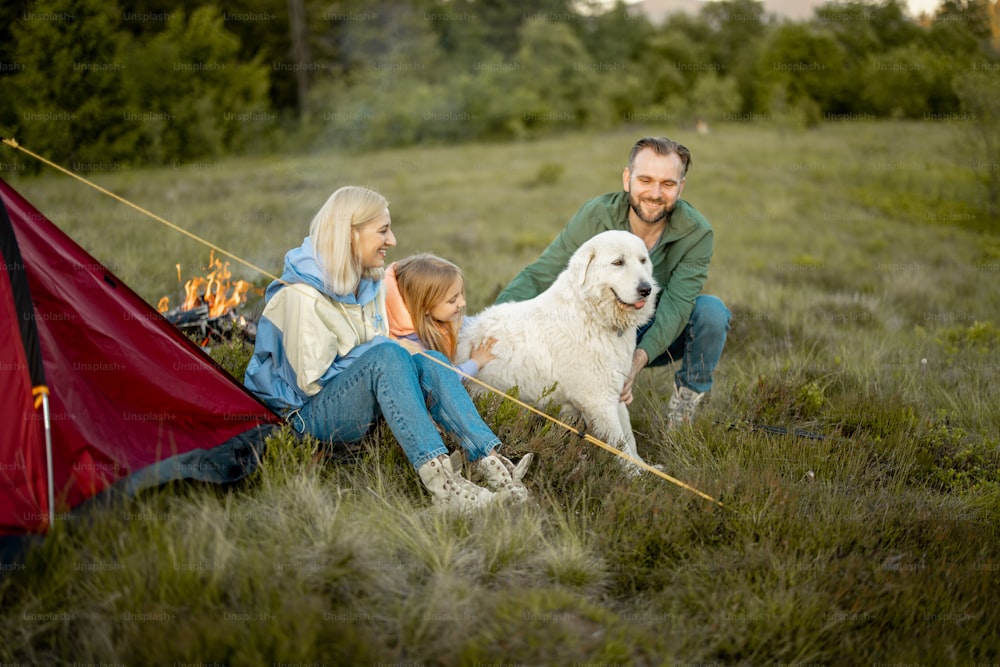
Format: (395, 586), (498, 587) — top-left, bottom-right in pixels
(457, 230), (659, 469)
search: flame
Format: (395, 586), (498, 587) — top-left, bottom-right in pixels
(158, 250), (251, 317)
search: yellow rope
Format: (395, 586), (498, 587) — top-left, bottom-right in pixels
(1, 137), (280, 284)
(2, 137), (724, 508)
(413, 347), (724, 507)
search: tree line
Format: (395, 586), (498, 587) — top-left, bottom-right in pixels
(0, 0), (997, 170)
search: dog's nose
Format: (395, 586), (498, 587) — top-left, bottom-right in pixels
(637, 282), (651, 298)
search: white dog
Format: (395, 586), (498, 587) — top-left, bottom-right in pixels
(457, 230), (660, 471)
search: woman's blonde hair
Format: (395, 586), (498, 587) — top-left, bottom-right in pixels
(309, 186), (389, 294)
(393, 253), (465, 361)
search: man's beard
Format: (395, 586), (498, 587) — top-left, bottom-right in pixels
(628, 191), (673, 224)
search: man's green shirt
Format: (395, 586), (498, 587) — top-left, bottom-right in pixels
(495, 191), (714, 364)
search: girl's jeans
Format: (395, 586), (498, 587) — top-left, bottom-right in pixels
(296, 342), (500, 469)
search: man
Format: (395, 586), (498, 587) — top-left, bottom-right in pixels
(495, 136), (730, 428)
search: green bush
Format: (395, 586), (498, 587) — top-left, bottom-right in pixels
(8, 0), (135, 167)
(8, 2), (271, 168)
(119, 6), (272, 164)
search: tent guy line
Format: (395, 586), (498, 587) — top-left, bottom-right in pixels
(1, 138), (281, 285)
(427, 351), (724, 507)
(1, 137), (725, 509)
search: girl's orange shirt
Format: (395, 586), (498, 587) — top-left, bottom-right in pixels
(383, 263), (417, 340)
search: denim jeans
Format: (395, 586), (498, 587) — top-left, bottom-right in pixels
(296, 342), (500, 469)
(638, 295), (731, 394)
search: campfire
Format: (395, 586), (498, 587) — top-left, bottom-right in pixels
(158, 251), (257, 346)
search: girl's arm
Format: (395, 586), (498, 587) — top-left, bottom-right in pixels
(456, 358), (480, 378)
(460, 337), (496, 378)
(394, 331), (427, 355)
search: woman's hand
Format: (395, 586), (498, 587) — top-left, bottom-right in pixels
(470, 337), (497, 368)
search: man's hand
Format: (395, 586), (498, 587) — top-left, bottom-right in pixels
(619, 348), (649, 405)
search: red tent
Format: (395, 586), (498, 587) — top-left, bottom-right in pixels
(0, 177), (281, 556)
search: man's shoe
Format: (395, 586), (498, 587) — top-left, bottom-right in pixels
(666, 384), (705, 429)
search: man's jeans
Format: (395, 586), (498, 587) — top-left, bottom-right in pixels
(638, 295), (731, 394)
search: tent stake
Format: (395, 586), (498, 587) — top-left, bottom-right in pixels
(42, 393), (54, 529)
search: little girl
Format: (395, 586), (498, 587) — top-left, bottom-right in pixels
(384, 253), (495, 378)
(385, 253), (532, 498)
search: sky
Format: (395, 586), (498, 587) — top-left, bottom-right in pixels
(712, 0), (946, 18)
(903, 0), (944, 15)
(629, 0), (949, 21)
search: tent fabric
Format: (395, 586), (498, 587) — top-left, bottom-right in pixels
(0, 195), (49, 536)
(0, 188), (45, 387)
(0, 177), (283, 541)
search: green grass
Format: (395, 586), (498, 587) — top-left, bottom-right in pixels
(3, 121), (1000, 665)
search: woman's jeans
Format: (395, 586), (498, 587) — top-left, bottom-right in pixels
(638, 295), (731, 394)
(296, 342), (500, 469)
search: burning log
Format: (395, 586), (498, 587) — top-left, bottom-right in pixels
(161, 303), (257, 346)
(158, 251), (259, 346)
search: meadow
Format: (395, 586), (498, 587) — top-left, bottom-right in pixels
(2, 120), (1000, 665)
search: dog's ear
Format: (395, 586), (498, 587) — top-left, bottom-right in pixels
(571, 246), (597, 286)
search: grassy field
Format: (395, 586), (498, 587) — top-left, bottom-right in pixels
(3, 121), (1000, 665)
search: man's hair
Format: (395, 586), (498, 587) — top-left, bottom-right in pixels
(309, 185), (389, 294)
(627, 137), (692, 178)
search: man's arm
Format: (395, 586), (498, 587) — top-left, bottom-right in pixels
(494, 196), (616, 304)
(638, 230), (713, 364)
(619, 348), (649, 404)
(619, 238), (711, 403)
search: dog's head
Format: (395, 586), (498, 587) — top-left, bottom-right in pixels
(566, 230), (660, 332)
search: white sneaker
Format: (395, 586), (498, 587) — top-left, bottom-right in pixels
(474, 452), (533, 503)
(417, 452), (496, 512)
(666, 384), (705, 429)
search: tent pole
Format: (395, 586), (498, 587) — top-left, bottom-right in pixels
(42, 393), (54, 529)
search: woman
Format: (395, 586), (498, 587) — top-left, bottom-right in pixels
(244, 186), (530, 509)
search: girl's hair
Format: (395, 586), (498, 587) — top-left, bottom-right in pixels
(393, 253), (464, 360)
(309, 186), (389, 294)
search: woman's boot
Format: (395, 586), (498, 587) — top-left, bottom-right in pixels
(474, 452), (533, 503)
(418, 451), (496, 512)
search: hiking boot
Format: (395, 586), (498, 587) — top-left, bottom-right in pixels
(666, 384), (705, 429)
(474, 452), (533, 503)
(417, 451), (496, 512)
